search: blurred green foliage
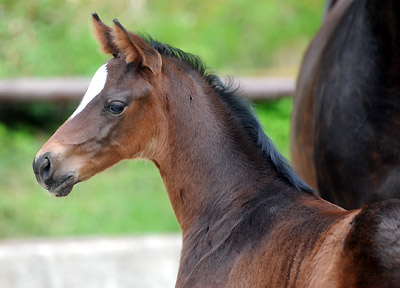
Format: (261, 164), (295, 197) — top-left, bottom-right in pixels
(0, 0), (323, 76)
(0, 0), (324, 237)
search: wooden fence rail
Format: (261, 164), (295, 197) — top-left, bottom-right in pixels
(0, 77), (295, 103)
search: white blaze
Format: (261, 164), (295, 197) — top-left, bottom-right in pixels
(70, 64), (108, 119)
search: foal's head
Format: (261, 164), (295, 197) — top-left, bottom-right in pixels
(33, 14), (313, 198)
(33, 14), (167, 196)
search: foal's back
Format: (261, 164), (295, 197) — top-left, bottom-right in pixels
(227, 196), (400, 288)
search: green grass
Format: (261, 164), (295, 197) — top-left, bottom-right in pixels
(0, 98), (293, 238)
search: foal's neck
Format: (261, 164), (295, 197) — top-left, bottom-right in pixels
(155, 68), (279, 235)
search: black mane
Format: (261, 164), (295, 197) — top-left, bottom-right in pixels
(144, 36), (314, 194)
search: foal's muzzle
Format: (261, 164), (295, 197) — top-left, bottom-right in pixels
(32, 153), (76, 197)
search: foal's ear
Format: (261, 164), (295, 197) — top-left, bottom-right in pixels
(112, 19), (162, 75)
(91, 13), (119, 56)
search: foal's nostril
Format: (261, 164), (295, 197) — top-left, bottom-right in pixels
(33, 154), (55, 186)
(40, 157), (50, 181)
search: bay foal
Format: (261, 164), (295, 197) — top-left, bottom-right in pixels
(33, 14), (400, 287)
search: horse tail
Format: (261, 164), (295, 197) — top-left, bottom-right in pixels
(340, 200), (400, 287)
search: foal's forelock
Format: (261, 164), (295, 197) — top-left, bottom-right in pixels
(70, 63), (108, 119)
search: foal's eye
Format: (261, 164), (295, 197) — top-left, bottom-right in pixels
(106, 101), (126, 115)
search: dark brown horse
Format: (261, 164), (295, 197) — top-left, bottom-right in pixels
(33, 14), (400, 287)
(291, 0), (400, 209)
